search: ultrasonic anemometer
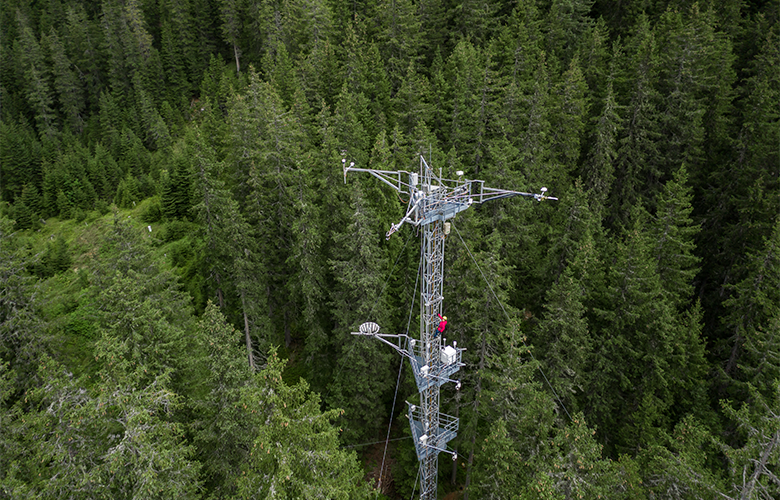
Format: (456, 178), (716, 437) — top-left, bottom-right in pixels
(345, 155), (556, 499)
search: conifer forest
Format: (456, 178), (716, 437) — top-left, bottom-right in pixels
(1, 0), (779, 498)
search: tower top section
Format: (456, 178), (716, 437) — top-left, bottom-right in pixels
(343, 155), (557, 239)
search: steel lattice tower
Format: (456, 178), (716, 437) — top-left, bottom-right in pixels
(346, 155), (555, 500)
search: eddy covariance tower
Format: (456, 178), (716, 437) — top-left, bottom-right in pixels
(345, 155), (556, 500)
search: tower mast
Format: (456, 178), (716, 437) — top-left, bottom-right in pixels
(346, 155), (555, 499)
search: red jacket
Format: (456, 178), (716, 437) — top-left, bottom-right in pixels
(437, 313), (447, 333)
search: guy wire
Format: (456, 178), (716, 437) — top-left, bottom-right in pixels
(451, 222), (573, 422)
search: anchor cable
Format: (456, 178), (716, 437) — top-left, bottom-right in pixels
(451, 222), (573, 422)
(376, 240), (423, 496)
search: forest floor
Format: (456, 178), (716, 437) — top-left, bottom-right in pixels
(362, 440), (397, 497)
(360, 438), (465, 499)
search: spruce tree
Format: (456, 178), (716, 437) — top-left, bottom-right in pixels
(445, 39), (489, 173)
(193, 301), (255, 496)
(392, 61), (432, 137)
(238, 348), (371, 499)
(534, 265), (590, 413)
(525, 414), (633, 500)
(548, 55), (587, 185)
(161, 155), (191, 220)
(44, 27), (85, 135)
(720, 217), (780, 399)
(582, 66), (621, 213)
(238, 71), (306, 348)
(720, 381), (780, 500)
(0, 119), (43, 204)
(650, 165), (701, 311)
(697, 27), (779, 351)
(326, 180), (393, 444)
(608, 14), (662, 230)
(636, 415), (726, 499)
(19, 354), (202, 499)
(14, 10), (58, 139)
(584, 206), (677, 455)
(542, 0), (594, 69)
(375, 0), (421, 92)
(61, 4), (103, 113)
(0, 217), (44, 386)
(12, 183), (39, 230)
(189, 127), (268, 367)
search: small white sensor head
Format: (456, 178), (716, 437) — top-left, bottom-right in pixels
(541, 187), (548, 192)
(456, 170), (464, 176)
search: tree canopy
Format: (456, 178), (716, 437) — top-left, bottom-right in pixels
(1, 1), (779, 498)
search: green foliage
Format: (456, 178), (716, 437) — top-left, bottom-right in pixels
(0, 120), (42, 204)
(35, 234), (72, 277)
(12, 183), (42, 230)
(0, 216), (44, 383)
(720, 381), (780, 499)
(194, 303), (370, 499)
(140, 196), (163, 223)
(160, 155), (192, 221)
(115, 173), (140, 209)
(327, 181), (394, 443)
(650, 165), (701, 310)
(720, 217), (780, 399)
(238, 349), (371, 499)
(0, 1), (779, 497)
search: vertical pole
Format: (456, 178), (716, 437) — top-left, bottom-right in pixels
(418, 154), (446, 499)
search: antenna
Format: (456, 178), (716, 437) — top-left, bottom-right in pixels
(346, 155), (556, 499)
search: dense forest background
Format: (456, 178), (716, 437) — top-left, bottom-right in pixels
(1, 0), (779, 498)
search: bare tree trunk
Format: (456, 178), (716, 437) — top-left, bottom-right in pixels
(741, 429), (780, 500)
(241, 290), (255, 371)
(284, 308), (291, 348)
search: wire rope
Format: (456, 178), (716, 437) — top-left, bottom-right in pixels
(340, 435), (413, 450)
(451, 222), (573, 422)
(377, 241), (423, 497)
(410, 464), (420, 500)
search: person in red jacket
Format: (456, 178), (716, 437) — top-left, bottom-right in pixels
(435, 313), (447, 338)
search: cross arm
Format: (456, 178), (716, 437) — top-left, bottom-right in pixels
(342, 159), (412, 195)
(456, 182), (558, 204)
(351, 322), (414, 359)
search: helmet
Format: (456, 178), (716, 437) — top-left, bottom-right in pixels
(442, 316), (447, 321)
